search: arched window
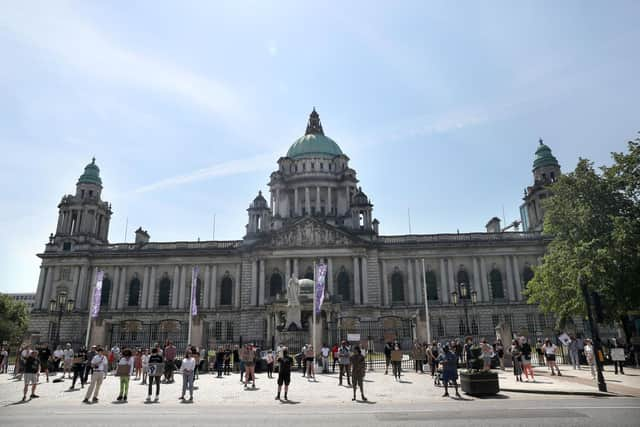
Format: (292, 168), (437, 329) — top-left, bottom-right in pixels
(391, 269), (405, 303)
(128, 277), (141, 306)
(490, 268), (504, 299)
(100, 277), (111, 307)
(158, 276), (171, 306)
(522, 266), (535, 289)
(269, 270), (283, 297)
(337, 268), (350, 302)
(425, 271), (438, 300)
(220, 274), (233, 306)
(303, 266), (314, 280)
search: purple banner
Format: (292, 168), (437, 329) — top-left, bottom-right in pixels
(91, 270), (104, 318)
(190, 266), (199, 316)
(315, 263), (327, 314)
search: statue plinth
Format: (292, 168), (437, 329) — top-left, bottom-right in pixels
(286, 306), (302, 330)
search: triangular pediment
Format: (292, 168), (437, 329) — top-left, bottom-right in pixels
(262, 217), (364, 248)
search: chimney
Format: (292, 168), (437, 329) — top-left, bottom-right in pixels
(135, 227), (150, 245)
(486, 217), (501, 233)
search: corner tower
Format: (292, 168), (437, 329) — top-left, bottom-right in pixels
(520, 139), (561, 232)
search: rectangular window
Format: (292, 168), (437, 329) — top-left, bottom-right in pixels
(226, 321), (234, 342)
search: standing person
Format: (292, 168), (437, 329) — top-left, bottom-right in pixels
(83, 347), (108, 404)
(535, 339), (545, 366)
(22, 349), (40, 401)
(480, 339), (493, 371)
(569, 336), (580, 370)
(110, 345), (121, 372)
(542, 339), (561, 376)
(384, 341), (393, 375)
(305, 344), (315, 380)
(275, 348), (293, 401)
(116, 348), (134, 402)
(584, 338), (596, 380)
(338, 341), (351, 386)
(146, 347), (164, 402)
(224, 347), (232, 375)
(134, 349), (142, 380)
(163, 341), (176, 383)
(52, 345), (64, 373)
(511, 340), (523, 382)
(300, 344), (308, 377)
(179, 350), (195, 402)
(331, 343), (339, 373)
(320, 344), (330, 374)
(0, 346), (8, 374)
(494, 339), (505, 371)
(412, 342), (424, 373)
(38, 344), (52, 382)
(427, 341), (439, 376)
(266, 350), (275, 379)
(391, 343), (403, 380)
(69, 347), (87, 390)
(464, 338), (474, 369)
(63, 343), (74, 379)
(520, 338), (535, 382)
(437, 345), (461, 398)
(241, 343), (256, 389)
(215, 347), (225, 378)
(350, 346), (367, 401)
(141, 348), (150, 385)
(232, 345), (240, 373)
(612, 338), (626, 375)
(84, 345), (96, 385)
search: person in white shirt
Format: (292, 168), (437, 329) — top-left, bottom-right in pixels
(83, 347), (108, 404)
(584, 338), (596, 379)
(116, 349), (135, 402)
(180, 350), (196, 402)
(0, 347), (8, 373)
(141, 348), (150, 385)
(53, 346), (64, 373)
(320, 344), (330, 373)
(542, 338), (562, 376)
(63, 343), (74, 379)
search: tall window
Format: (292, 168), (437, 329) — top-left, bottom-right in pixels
(269, 271), (283, 297)
(158, 276), (171, 306)
(391, 269), (405, 303)
(522, 266), (535, 289)
(226, 321), (234, 341)
(100, 277), (111, 307)
(128, 277), (141, 306)
(337, 268), (350, 302)
(424, 271), (438, 300)
(489, 269), (504, 299)
(220, 274), (233, 306)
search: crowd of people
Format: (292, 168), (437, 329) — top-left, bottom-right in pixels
(0, 333), (637, 404)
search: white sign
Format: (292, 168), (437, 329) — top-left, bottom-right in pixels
(347, 334), (360, 342)
(610, 348), (625, 361)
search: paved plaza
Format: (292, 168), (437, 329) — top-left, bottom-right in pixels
(1, 365), (639, 426)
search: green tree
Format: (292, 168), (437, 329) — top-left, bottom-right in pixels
(525, 138), (640, 340)
(0, 294), (30, 345)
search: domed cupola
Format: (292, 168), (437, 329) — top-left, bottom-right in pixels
(533, 139), (560, 170)
(351, 187), (371, 207)
(246, 191), (271, 236)
(77, 157), (102, 186)
(286, 108), (344, 159)
(349, 187), (374, 232)
(252, 191), (268, 209)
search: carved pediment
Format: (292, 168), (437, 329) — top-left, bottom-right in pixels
(267, 218), (359, 248)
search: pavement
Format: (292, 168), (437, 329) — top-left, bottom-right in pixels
(1, 366), (639, 426)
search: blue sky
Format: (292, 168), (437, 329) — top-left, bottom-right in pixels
(1, 1), (638, 293)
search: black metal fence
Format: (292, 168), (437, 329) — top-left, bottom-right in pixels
(109, 321), (188, 355)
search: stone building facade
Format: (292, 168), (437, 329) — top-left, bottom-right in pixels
(28, 110), (562, 351)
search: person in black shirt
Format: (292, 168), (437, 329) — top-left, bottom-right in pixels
(69, 347), (88, 390)
(38, 344), (51, 382)
(224, 348), (232, 375)
(215, 348), (225, 378)
(147, 348), (164, 402)
(384, 342), (392, 375)
(275, 349), (293, 401)
(22, 350), (40, 401)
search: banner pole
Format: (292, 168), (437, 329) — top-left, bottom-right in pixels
(313, 261), (317, 355)
(84, 269), (98, 348)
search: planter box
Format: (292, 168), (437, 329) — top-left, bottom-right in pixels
(459, 371), (500, 396)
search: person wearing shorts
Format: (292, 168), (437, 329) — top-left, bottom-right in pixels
(241, 344), (256, 389)
(275, 349), (293, 401)
(22, 350), (40, 401)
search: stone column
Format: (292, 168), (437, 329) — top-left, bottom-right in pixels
(258, 259), (265, 306)
(407, 259), (416, 305)
(327, 187), (332, 214)
(294, 187), (299, 216)
(439, 259), (448, 304)
(293, 259), (299, 279)
(327, 258), (334, 296)
(362, 256), (369, 304)
(512, 256), (522, 300)
(447, 259), (456, 300)
(77, 265), (88, 309)
(179, 265), (189, 308)
(43, 266), (57, 307)
(210, 265), (218, 308)
(316, 186), (320, 213)
(381, 261), (389, 306)
(172, 266), (180, 309)
(305, 187), (310, 215)
(141, 266), (150, 308)
(251, 260), (258, 306)
(276, 189), (280, 217)
(414, 259), (422, 304)
(504, 255), (515, 301)
(110, 267), (120, 310)
(117, 266), (127, 309)
(353, 256), (361, 305)
(69, 266), (80, 307)
(473, 258), (482, 301)
(35, 266), (46, 310)
(480, 258), (489, 301)
(234, 264), (241, 308)
(203, 265), (211, 309)
(148, 266), (157, 309)
(285, 259), (291, 287)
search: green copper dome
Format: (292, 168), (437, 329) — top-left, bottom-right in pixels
(533, 139), (559, 170)
(77, 157), (102, 185)
(286, 109), (344, 159)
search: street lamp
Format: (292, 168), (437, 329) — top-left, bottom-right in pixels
(451, 283), (477, 336)
(49, 293), (74, 348)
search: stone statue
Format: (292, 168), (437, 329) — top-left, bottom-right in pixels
(287, 276), (300, 307)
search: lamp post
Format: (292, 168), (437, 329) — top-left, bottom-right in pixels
(49, 293), (74, 349)
(451, 283), (477, 337)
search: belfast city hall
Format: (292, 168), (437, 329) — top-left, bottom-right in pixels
(28, 109), (565, 352)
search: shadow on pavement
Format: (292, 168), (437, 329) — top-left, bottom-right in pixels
(280, 400), (300, 404)
(5, 399), (30, 407)
(472, 393), (510, 400)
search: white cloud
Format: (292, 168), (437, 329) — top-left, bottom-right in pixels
(132, 153), (277, 194)
(0, 2), (243, 121)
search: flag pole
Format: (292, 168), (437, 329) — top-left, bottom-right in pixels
(421, 259), (432, 343)
(188, 267), (194, 345)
